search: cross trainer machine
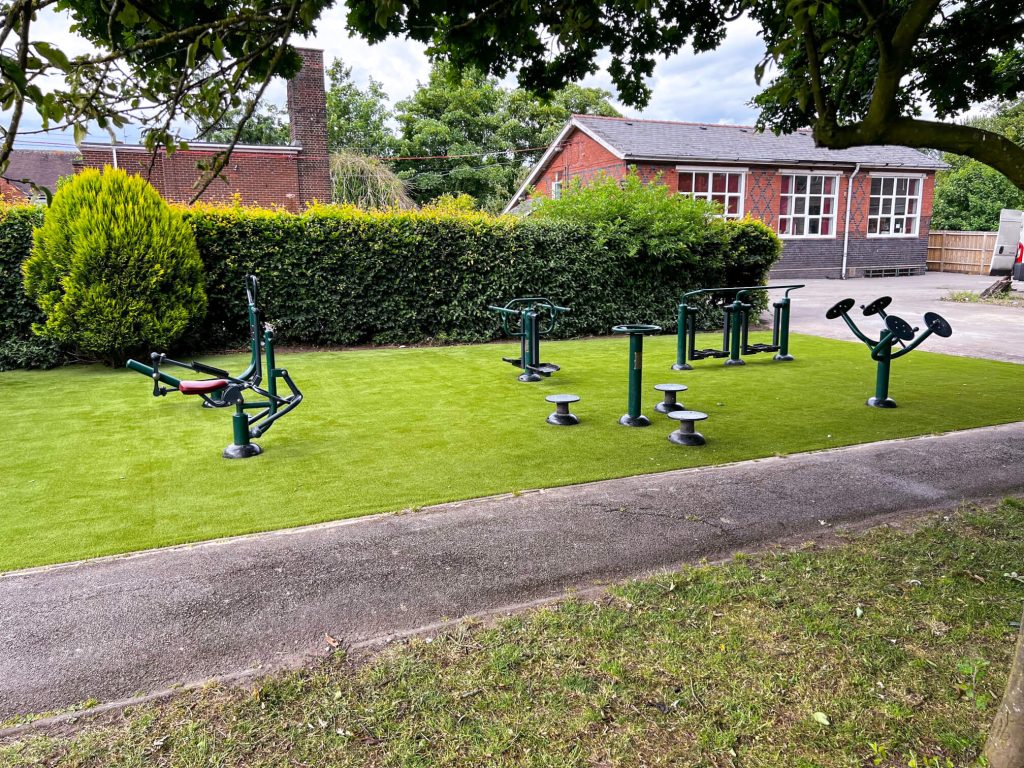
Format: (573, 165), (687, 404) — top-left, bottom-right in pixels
(673, 284), (804, 369)
(126, 275), (303, 458)
(488, 298), (570, 382)
(825, 295), (952, 408)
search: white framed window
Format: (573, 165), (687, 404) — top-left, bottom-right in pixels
(676, 166), (745, 219)
(550, 176), (563, 200)
(778, 172), (840, 237)
(868, 175), (922, 236)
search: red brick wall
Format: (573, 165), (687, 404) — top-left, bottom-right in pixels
(287, 47), (332, 204)
(77, 46), (332, 212)
(532, 129), (626, 196)
(78, 147), (304, 211)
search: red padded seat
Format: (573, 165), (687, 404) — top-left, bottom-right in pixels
(178, 379), (229, 395)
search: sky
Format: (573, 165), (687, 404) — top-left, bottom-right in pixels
(10, 3), (770, 152)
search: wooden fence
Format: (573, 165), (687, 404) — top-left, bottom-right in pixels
(926, 230), (997, 274)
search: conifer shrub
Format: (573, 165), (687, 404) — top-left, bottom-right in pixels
(23, 167), (206, 366)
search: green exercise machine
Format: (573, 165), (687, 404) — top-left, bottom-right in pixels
(673, 284), (804, 369)
(488, 298), (570, 382)
(612, 323), (662, 427)
(825, 295), (952, 408)
(127, 275), (303, 458)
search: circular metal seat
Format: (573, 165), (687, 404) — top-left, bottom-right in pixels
(653, 383), (688, 413)
(825, 298), (855, 320)
(545, 394), (580, 426)
(666, 409), (708, 446)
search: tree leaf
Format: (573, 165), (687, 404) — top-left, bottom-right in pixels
(813, 711), (831, 726)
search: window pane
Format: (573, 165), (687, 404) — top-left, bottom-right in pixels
(823, 198), (833, 214)
(907, 199), (918, 214)
(810, 176), (822, 194)
(808, 218), (820, 234)
(821, 218), (832, 235)
(780, 196), (789, 214)
(795, 176), (808, 193)
(795, 197), (806, 214)
(882, 178), (894, 195)
(908, 179), (919, 196)
(878, 218), (891, 233)
(881, 199), (892, 215)
(778, 217), (790, 234)
(895, 198), (906, 215)
(905, 217), (916, 233)
(679, 174), (693, 193)
(727, 174), (740, 193)
(694, 173), (709, 193)
(871, 178), (881, 195)
(896, 178), (908, 195)
(711, 173), (726, 193)
(793, 218), (805, 235)
(809, 198), (821, 216)
(869, 198), (879, 216)
(711, 194), (726, 206)
(824, 177), (835, 195)
(727, 197), (739, 215)
(868, 217), (878, 234)
(893, 218), (904, 234)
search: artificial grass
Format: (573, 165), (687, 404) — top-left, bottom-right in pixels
(5, 499), (1023, 766)
(1, 332), (1022, 572)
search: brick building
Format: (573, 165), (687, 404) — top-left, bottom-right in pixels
(506, 115), (946, 278)
(78, 48), (331, 212)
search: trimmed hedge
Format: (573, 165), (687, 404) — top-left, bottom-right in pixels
(187, 204), (780, 351)
(0, 202), (781, 369)
(0, 205), (62, 370)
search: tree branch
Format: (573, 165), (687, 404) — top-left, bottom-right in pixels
(815, 116), (1024, 189)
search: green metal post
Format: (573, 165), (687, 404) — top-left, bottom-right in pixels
(869, 347), (896, 408)
(264, 329), (278, 415)
(628, 333), (643, 418)
(725, 300), (745, 366)
(673, 302), (692, 370)
(232, 403), (251, 445)
(774, 297), (794, 361)
(618, 328), (653, 427)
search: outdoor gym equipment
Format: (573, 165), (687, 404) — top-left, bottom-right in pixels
(612, 323), (662, 427)
(666, 410), (708, 446)
(825, 295), (953, 408)
(488, 298), (570, 382)
(653, 383), (688, 414)
(545, 394), (580, 426)
(673, 285), (804, 369)
(126, 275), (303, 458)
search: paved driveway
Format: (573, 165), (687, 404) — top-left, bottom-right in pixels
(786, 273), (1024, 363)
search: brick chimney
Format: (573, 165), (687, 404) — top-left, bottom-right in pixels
(287, 48), (332, 205)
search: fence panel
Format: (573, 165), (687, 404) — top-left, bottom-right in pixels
(926, 231), (997, 274)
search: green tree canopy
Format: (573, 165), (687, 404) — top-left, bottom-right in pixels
(200, 102), (291, 146)
(392, 61), (619, 211)
(346, 0), (1024, 187)
(932, 100), (1024, 231)
(325, 61), (396, 156)
(0, 0), (332, 194)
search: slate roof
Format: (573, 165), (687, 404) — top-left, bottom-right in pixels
(4, 150), (78, 197)
(504, 115), (946, 213)
(575, 115), (946, 169)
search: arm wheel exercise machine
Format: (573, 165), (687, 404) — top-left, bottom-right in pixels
(127, 275), (303, 458)
(825, 295), (952, 408)
(673, 284), (804, 370)
(488, 298), (570, 382)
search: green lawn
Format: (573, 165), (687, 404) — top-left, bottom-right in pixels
(5, 499), (1023, 767)
(2, 332), (1022, 572)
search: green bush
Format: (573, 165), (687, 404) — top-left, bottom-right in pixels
(23, 167), (207, 366)
(0, 187), (780, 368)
(182, 200), (779, 351)
(0, 204), (62, 370)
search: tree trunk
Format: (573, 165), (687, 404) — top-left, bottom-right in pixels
(985, 606), (1024, 768)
